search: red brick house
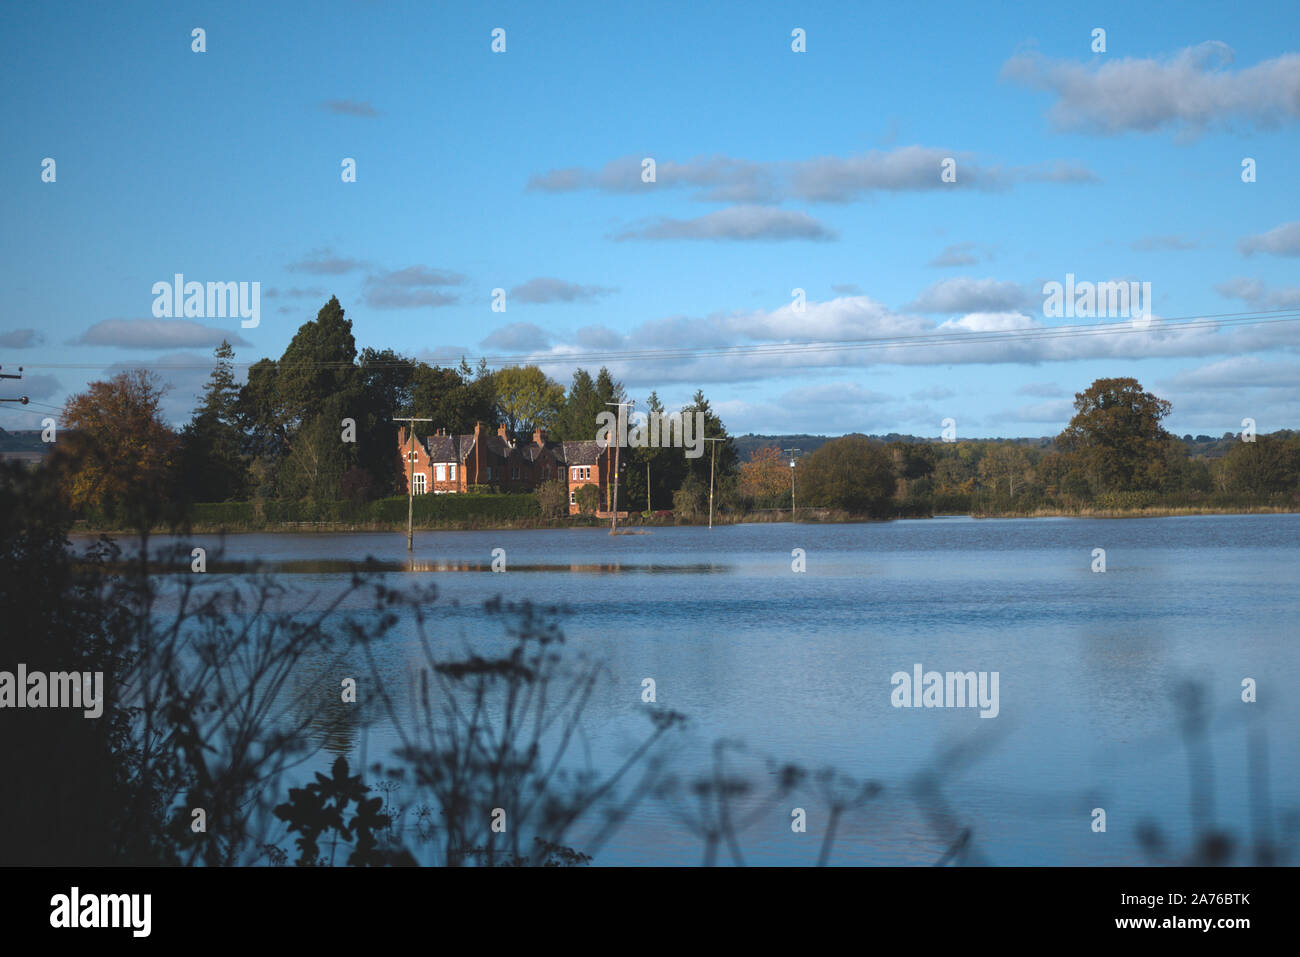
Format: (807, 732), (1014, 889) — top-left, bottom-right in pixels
(397, 423), (623, 515)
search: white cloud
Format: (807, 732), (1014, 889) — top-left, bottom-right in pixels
(1239, 221), (1300, 257)
(510, 277), (616, 303)
(531, 146), (1097, 205)
(73, 319), (251, 350)
(614, 206), (836, 242)
(1003, 43), (1300, 135)
(1215, 276), (1300, 310)
(364, 266), (465, 309)
(481, 322), (551, 352)
(907, 278), (1036, 313)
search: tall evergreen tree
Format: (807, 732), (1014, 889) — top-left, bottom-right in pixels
(683, 389), (738, 492)
(179, 341), (249, 502)
(554, 368), (601, 441)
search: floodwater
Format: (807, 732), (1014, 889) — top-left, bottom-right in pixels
(109, 514), (1300, 865)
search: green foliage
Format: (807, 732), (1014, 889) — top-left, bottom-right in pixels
(535, 477), (569, 518)
(370, 493), (541, 524)
(574, 483), (599, 515)
(493, 365), (565, 438)
(801, 436), (895, 516)
(1057, 377), (1174, 492)
(671, 474), (707, 520)
(178, 341), (249, 502)
(409, 360), (498, 435)
(1093, 490), (1159, 510)
(1222, 435), (1300, 496)
(553, 368), (601, 441)
(190, 501), (258, 526)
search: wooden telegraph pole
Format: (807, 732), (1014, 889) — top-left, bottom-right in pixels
(605, 400), (633, 534)
(397, 417), (432, 551)
(784, 448), (801, 523)
(703, 436), (724, 530)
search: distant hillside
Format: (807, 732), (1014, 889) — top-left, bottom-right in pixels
(731, 430), (1276, 462)
(732, 432), (1052, 462)
(0, 428), (47, 453)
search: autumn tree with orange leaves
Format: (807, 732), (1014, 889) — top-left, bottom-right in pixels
(54, 369), (181, 528)
(739, 445), (791, 506)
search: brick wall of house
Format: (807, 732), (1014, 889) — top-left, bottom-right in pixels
(397, 424), (625, 515)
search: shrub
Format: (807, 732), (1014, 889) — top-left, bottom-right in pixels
(574, 484), (599, 515)
(535, 478), (569, 519)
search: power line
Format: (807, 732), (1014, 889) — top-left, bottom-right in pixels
(8, 309), (1300, 372)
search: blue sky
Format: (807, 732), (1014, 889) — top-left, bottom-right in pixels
(2, 0), (1298, 438)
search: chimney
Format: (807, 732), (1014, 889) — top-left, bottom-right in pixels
(534, 427), (547, 446)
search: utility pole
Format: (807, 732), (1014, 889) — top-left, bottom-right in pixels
(703, 437), (724, 529)
(646, 462), (651, 514)
(397, 417), (432, 551)
(784, 448), (801, 523)
(605, 400), (633, 534)
(0, 366), (28, 407)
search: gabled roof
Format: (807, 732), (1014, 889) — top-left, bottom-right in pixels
(415, 429), (572, 464)
(562, 440), (603, 466)
(423, 434), (459, 462)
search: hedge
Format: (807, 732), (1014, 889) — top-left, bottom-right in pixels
(367, 493), (540, 523)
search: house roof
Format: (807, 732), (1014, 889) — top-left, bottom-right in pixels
(413, 428), (577, 466)
(562, 440), (603, 466)
(423, 433), (460, 462)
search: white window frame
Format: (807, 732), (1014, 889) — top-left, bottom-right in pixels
(450, 464), (457, 481)
(569, 490), (576, 505)
(435, 464), (446, 482)
(412, 472), (426, 495)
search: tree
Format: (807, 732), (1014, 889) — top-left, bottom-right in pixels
(54, 369), (181, 528)
(535, 478), (569, 518)
(682, 390), (738, 503)
(1222, 434), (1300, 496)
(977, 444), (1034, 499)
(277, 296), (361, 428)
(629, 390), (683, 510)
(178, 341), (248, 502)
(493, 365), (565, 439)
(595, 367), (625, 406)
(1057, 378), (1174, 492)
(672, 473), (709, 520)
(800, 436), (895, 515)
(356, 347), (421, 498)
(236, 298), (373, 501)
(739, 446), (789, 506)
(408, 362), (497, 436)
(554, 369), (602, 442)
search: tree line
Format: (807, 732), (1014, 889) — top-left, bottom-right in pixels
(49, 297), (742, 527)
(738, 377), (1300, 516)
(40, 294), (1299, 526)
